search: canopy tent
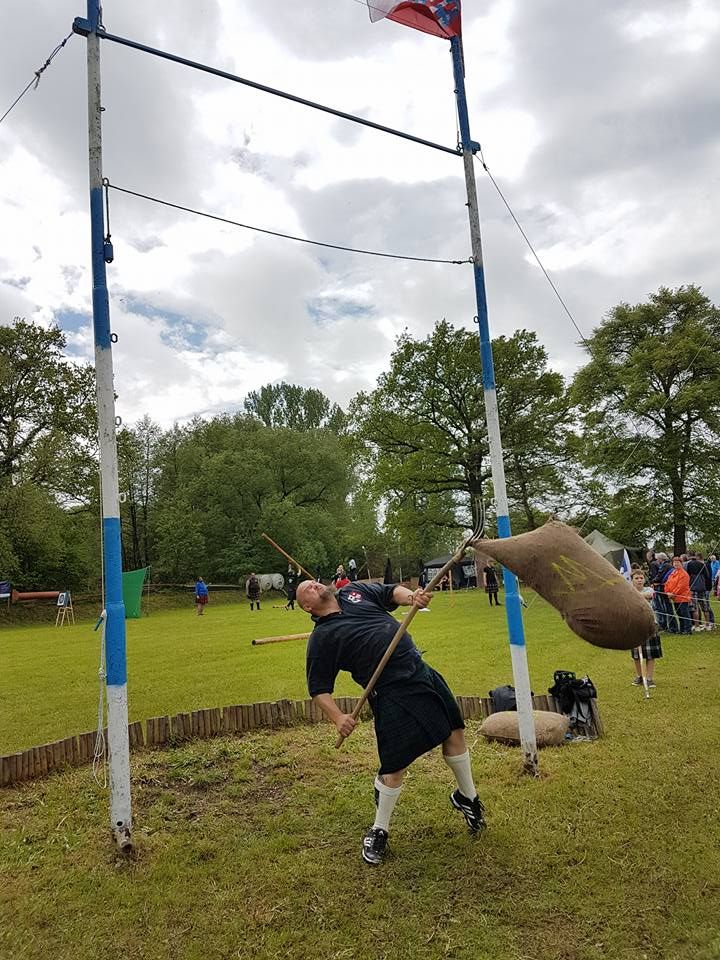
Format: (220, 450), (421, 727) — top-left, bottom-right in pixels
(583, 530), (643, 568)
(421, 554), (476, 589)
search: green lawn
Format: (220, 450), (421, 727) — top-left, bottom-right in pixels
(2, 591), (720, 959)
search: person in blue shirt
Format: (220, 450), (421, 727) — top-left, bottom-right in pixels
(194, 577), (209, 616)
(297, 578), (485, 867)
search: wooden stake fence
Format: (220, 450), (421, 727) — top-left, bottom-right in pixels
(0, 693), (599, 787)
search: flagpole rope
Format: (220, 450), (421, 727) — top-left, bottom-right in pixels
(0, 32), (74, 127)
(104, 181), (471, 265)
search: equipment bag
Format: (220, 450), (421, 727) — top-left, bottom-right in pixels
(489, 684), (517, 712)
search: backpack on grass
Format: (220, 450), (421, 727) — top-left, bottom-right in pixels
(548, 670), (597, 730)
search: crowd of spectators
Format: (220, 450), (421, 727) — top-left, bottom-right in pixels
(643, 550), (718, 635)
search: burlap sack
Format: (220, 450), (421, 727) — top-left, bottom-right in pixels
(474, 521), (656, 650)
(479, 709), (569, 747)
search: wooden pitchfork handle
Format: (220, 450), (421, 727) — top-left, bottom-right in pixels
(261, 533), (316, 583)
(334, 528), (480, 749)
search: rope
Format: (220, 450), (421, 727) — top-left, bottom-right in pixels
(104, 181), (470, 265)
(0, 32), (74, 127)
(473, 152), (720, 553)
(92, 610), (108, 788)
(474, 151), (592, 351)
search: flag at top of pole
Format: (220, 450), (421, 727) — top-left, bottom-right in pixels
(367, 0), (462, 39)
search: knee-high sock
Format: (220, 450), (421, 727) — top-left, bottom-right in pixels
(444, 750), (477, 800)
(373, 776), (402, 832)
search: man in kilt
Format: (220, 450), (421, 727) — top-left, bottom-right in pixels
(297, 578), (485, 866)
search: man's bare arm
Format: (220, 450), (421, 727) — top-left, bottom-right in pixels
(313, 693), (357, 738)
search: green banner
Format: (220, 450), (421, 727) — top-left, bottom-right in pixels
(122, 567), (149, 619)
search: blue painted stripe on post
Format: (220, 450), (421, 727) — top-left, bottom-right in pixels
(450, 37), (471, 147)
(90, 187), (111, 349)
(103, 517), (127, 685)
(496, 515), (512, 539)
(496, 513), (526, 646)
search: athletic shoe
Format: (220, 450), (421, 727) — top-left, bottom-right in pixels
(450, 789), (486, 833)
(646, 679), (656, 688)
(631, 677), (643, 686)
(362, 827), (388, 866)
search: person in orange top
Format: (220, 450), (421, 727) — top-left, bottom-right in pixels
(664, 556), (692, 635)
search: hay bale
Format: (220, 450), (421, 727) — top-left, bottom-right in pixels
(479, 709), (569, 747)
(475, 521), (656, 650)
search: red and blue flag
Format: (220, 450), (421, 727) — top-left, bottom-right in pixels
(367, 0), (462, 40)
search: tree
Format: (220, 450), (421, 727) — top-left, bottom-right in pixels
(0, 318), (98, 588)
(151, 414), (354, 581)
(350, 321), (572, 538)
(117, 416), (162, 570)
(0, 318), (96, 497)
(244, 382), (346, 434)
(571, 285), (720, 553)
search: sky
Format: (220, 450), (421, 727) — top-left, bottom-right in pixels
(1, 0), (719, 429)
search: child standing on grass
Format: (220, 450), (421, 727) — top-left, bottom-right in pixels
(630, 571), (662, 687)
(194, 577), (209, 616)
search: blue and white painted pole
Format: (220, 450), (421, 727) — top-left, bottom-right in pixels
(451, 36), (538, 774)
(74, 0), (133, 846)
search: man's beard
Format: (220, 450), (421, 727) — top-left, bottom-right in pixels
(321, 585), (337, 601)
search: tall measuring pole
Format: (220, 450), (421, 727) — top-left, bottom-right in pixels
(74, 0), (133, 846)
(451, 36), (538, 775)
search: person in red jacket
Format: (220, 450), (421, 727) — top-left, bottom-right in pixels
(664, 557), (692, 635)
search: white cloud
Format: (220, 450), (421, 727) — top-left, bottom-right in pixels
(1, 0), (719, 431)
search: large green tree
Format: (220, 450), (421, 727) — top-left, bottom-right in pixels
(244, 382), (346, 434)
(0, 319), (98, 588)
(350, 321), (572, 538)
(572, 285), (720, 553)
(151, 414), (354, 581)
(0, 318), (96, 497)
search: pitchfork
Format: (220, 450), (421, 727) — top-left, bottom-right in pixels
(335, 515), (485, 749)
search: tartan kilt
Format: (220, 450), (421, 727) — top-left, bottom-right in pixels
(631, 633), (663, 661)
(369, 661), (464, 774)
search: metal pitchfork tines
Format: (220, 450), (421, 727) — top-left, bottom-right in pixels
(335, 515), (485, 749)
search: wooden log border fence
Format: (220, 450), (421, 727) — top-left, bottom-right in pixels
(0, 693), (599, 788)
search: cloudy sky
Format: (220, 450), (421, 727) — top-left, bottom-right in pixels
(1, 1), (719, 428)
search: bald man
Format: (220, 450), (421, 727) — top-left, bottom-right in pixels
(297, 578), (485, 866)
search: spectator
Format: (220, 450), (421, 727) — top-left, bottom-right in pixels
(665, 557), (692, 635)
(630, 571), (662, 687)
(685, 552), (715, 631)
(246, 572), (261, 612)
(194, 577), (209, 616)
(348, 558), (358, 581)
(646, 550), (659, 581)
(651, 553), (675, 633)
(285, 565), (300, 611)
(483, 562), (500, 607)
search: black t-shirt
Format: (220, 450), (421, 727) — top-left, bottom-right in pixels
(685, 559), (710, 591)
(306, 582), (422, 697)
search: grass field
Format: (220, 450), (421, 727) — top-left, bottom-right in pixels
(2, 591), (720, 960)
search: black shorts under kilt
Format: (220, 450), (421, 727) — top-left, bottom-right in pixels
(369, 661), (464, 774)
(631, 634), (663, 661)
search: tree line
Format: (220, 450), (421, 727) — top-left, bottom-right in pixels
(2, 285), (720, 592)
